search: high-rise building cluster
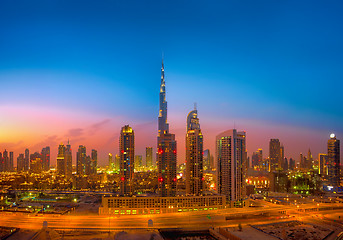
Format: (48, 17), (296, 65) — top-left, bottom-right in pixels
(110, 60), (248, 205)
(0, 60), (340, 209)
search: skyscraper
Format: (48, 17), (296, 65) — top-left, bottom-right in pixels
(30, 152), (42, 173)
(119, 125), (135, 196)
(185, 108), (203, 196)
(57, 143), (66, 176)
(41, 146), (50, 171)
(135, 155), (142, 171)
(279, 145), (284, 170)
(115, 154), (120, 171)
(3, 150), (9, 172)
(24, 149), (29, 171)
(203, 149), (210, 171)
(252, 148), (263, 168)
(108, 153), (114, 171)
(327, 133), (340, 187)
(217, 129), (247, 205)
(0, 152), (3, 172)
(158, 59), (169, 137)
(17, 153), (25, 172)
(77, 145), (87, 176)
(269, 139), (281, 171)
(91, 149), (98, 175)
(146, 147), (153, 168)
(318, 153), (327, 175)
(9, 152), (14, 172)
(157, 133), (177, 197)
(307, 148), (313, 169)
(157, 60), (177, 197)
(65, 141), (72, 179)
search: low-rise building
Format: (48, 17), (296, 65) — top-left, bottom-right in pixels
(99, 195), (226, 215)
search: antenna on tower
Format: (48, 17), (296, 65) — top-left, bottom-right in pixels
(234, 121), (236, 129)
(194, 102), (197, 110)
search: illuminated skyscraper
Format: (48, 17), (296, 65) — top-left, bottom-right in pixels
(77, 145), (87, 176)
(17, 154), (25, 172)
(146, 147), (153, 168)
(157, 60), (177, 197)
(3, 150), (9, 172)
(217, 129), (247, 205)
(115, 154), (120, 171)
(30, 152), (42, 173)
(203, 149), (212, 171)
(318, 153), (327, 175)
(279, 145), (284, 170)
(24, 149), (29, 171)
(0, 152), (3, 172)
(157, 133), (177, 197)
(186, 108), (203, 196)
(135, 155), (142, 171)
(65, 141), (72, 179)
(269, 139), (281, 171)
(307, 148), (313, 169)
(108, 153), (114, 171)
(57, 143), (66, 175)
(327, 133), (340, 187)
(158, 59), (169, 137)
(41, 146), (50, 171)
(119, 125), (135, 196)
(9, 152), (14, 172)
(91, 149), (98, 175)
(252, 148), (263, 168)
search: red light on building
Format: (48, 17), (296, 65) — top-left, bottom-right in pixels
(121, 177), (125, 181)
(173, 150), (176, 154)
(158, 149), (163, 154)
(173, 177), (177, 182)
(121, 150), (124, 154)
(202, 177), (205, 181)
(158, 177), (163, 182)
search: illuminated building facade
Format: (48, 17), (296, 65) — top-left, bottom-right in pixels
(158, 133), (177, 197)
(318, 153), (327, 175)
(157, 60), (177, 197)
(279, 145), (284, 170)
(308, 148), (313, 169)
(158, 59), (169, 137)
(24, 148), (29, 171)
(30, 152), (42, 173)
(252, 148), (263, 169)
(77, 145), (87, 176)
(65, 142), (72, 179)
(134, 155), (142, 171)
(120, 125), (135, 196)
(269, 139), (281, 171)
(91, 149), (97, 175)
(327, 134), (340, 187)
(57, 144), (66, 176)
(108, 153), (114, 171)
(146, 147), (153, 168)
(216, 129), (247, 206)
(17, 154), (25, 172)
(185, 108), (203, 196)
(99, 195), (225, 215)
(9, 152), (13, 172)
(41, 146), (50, 171)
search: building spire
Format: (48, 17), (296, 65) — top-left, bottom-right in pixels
(158, 56), (169, 136)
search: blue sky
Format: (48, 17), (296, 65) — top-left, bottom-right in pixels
(0, 0), (342, 164)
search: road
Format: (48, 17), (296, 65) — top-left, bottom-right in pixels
(0, 201), (342, 230)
